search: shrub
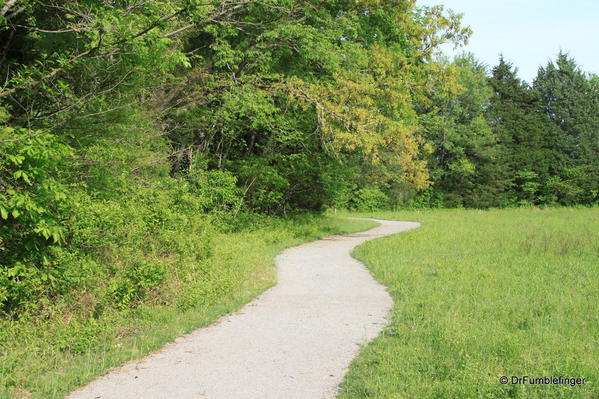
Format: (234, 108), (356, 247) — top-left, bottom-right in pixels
(350, 188), (389, 211)
(0, 119), (74, 314)
(111, 261), (166, 309)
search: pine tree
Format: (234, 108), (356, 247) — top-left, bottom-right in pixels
(534, 53), (599, 204)
(486, 57), (558, 205)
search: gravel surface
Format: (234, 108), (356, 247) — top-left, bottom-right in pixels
(68, 219), (420, 399)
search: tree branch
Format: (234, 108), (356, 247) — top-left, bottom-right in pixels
(0, 130), (48, 144)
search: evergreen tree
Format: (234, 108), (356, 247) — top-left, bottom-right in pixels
(486, 57), (558, 205)
(534, 53), (599, 204)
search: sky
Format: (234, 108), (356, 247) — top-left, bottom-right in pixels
(417, 0), (599, 83)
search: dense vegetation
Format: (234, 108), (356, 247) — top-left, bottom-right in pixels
(0, 0), (471, 318)
(0, 0), (597, 396)
(340, 208), (599, 399)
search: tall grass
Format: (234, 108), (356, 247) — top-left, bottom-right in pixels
(339, 208), (598, 399)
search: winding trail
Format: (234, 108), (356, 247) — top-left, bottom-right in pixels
(68, 219), (420, 399)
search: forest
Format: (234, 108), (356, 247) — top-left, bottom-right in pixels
(0, 2), (597, 394)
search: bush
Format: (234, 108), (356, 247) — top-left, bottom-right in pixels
(350, 188), (389, 211)
(185, 169), (242, 214)
(111, 261), (166, 309)
(0, 121), (74, 314)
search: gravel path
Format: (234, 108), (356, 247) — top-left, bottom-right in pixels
(68, 219), (420, 399)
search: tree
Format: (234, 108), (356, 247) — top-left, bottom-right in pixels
(486, 57), (558, 206)
(534, 53), (599, 204)
(418, 54), (502, 207)
(161, 0), (470, 211)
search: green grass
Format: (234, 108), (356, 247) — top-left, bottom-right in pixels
(339, 208), (598, 399)
(0, 216), (376, 399)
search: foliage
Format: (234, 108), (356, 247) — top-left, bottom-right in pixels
(485, 57), (560, 207)
(534, 53), (599, 204)
(418, 54), (502, 208)
(0, 116), (73, 312)
(408, 52), (598, 209)
(161, 0), (470, 212)
(349, 188), (389, 211)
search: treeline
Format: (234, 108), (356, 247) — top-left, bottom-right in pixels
(415, 53), (599, 209)
(0, 0), (597, 315)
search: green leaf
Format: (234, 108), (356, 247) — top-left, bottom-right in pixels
(51, 231), (61, 243)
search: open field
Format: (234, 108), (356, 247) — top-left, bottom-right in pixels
(0, 216), (375, 399)
(339, 208), (598, 399)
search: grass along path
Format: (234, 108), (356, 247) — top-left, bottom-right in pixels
(339, 208), (598, 399)
(0, 216), (376, 399)
(67, 219), (417, 399)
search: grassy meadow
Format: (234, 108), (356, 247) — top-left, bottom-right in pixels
(339, 208), (598, 399)
(0, 216), (375, 399)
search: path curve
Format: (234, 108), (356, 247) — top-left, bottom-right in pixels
(68, 219), (420, 399)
